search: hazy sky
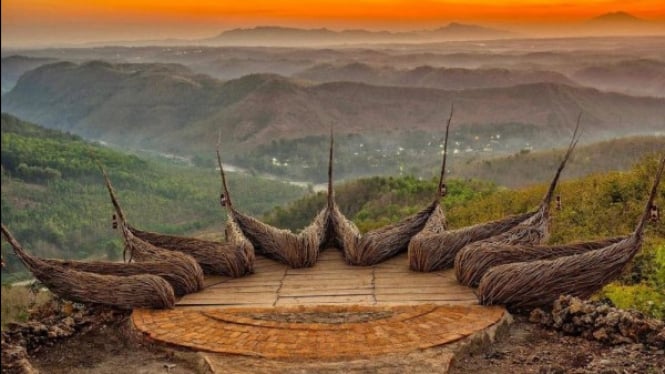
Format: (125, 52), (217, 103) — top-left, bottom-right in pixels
(3, 0), (665, 47)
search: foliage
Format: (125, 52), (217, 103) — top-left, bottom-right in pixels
(1, 284), (52, 329)
(1, 113), (306, 281)
(455, 136), (665, 188)
(264, 175), (497, 232)
(601, 282), (664, 320)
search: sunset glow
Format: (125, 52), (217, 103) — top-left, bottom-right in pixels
(3, 0), (665, 46)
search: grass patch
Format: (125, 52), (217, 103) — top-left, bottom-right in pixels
(601, 283), (664, 320)
(1, 283), (52, 329)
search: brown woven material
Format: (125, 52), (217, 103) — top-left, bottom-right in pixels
(224, 213), (256, 271)
(120, 227), (204, 294)
(345, 201), (443, 265)
(341, 109), (454, 266)
(41, 255), (207, 298)
(452, 236), (627, 288)
(100, 167), (205, 293)
(230, 208), (327, 267)
(477, 155), (665, 310)
(326, 202), (361, 255)
(128, 226), (253, 277)
(409, 113), (581, 273)
(216, 145), (324, 268)
(214, 146), (258, 274)
(1, 224), (175, 310)
(408, 210), (536, 272)
(324, 129), (362, 257)
(98, 164), (252, 278)
(455, 119), (582, 285)
(454, 216), (550, 286)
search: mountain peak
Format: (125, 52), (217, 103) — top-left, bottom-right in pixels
(432, 22), (512, 37)
(590, 11), (644, 23)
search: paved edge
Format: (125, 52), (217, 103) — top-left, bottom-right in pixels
(132, 304), (507, 360)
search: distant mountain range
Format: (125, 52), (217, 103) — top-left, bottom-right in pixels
(204, 23), (514, 46)
(589, 11), (647, 25)
(572, 59), (665, 98)
(294, 62), (576, 90)
(3, 61), (664, 157)
(582, 11), (665, 35)
(14, 12), (661, 49)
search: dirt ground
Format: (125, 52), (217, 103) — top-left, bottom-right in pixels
(449, 315), (665, 374)
(22, 313), (664, 374)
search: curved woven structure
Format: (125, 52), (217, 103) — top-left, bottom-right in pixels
(98, 165), (252, 278)
(127, 226), (253, 277)
(217, 144), (326, 268)
(408, 113), (584, 274)
(455, 118), (582, 285)
(452, 236), (627, 288)
(477, 155), (665, 310)
(101, 168), (205, 294)
(223, 211), (256, 273)
(41, 256), (204, 298)
(342, 109), (454, 266)
(346, 201), (444, 266)
(408, 210), (537, 272)
(229, 209), (327, 268)
(1, 224), (175, 309)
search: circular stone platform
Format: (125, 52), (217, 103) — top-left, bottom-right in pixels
(132, 250), (506, 359)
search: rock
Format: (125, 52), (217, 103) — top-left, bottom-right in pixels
(562, 323), (576, 334)
(629, 343), (645, 351)
(530, 308), (547, 324)
(593, 328), (609, 341)
(538, 365), (565, 374)
(61, 316), (75, 328)
(552, 313), (564, 327)
(610, 334), (634, 345)
(582, 303), (595, 314)
(605, 312), (621, 327)
(29, 323), (48, 335)
(47, 326), (66, 339)
(61, 301), (74, 316)
(568, 297), (585, 314)
(596, 304), (610, 315)
(553, 296), (564, 314)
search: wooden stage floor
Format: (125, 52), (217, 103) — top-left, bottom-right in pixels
(177, 249), (478, 308)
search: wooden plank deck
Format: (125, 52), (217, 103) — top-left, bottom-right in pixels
(176, 249), (478, 308)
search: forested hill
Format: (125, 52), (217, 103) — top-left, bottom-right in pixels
(0, 113), (306, 280)
(454, 136), (665, 188)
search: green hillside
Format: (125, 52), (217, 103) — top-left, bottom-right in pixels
(266, 155), (665, 317)
(453, 135), (665, 188)
(0, 113), (306, 281)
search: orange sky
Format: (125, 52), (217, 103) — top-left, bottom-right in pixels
(3, 0), (665, 46)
